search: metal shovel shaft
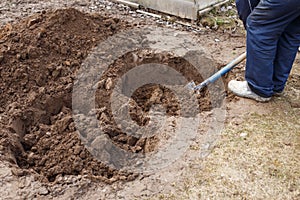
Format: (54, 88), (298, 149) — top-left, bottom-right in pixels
(193, 52), (247, 91)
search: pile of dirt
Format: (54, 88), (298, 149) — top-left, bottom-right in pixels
(0, 8), (211, 184)
(0, 8), (134, 183)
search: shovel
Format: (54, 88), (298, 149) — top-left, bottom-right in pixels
(187, 52), (246, 92)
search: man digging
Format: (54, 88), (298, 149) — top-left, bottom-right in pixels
(228, 0), (300, 102)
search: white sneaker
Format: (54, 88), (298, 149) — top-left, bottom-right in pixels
(228, 80), (271, 102)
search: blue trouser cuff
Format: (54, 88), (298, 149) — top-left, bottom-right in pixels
(247, 82), (272, 98)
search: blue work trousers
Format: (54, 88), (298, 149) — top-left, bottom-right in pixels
(237, 0), (300, 97)
(236, 0), (259, 28)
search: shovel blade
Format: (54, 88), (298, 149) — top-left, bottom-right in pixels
(186, 81), (196, 90)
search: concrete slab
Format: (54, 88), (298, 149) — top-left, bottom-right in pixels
(123, 0), (228, 19)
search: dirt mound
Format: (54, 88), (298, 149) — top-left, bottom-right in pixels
(0, 8), (211, 184)
(0, 8), (134, 183)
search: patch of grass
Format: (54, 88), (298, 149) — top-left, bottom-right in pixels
(154, 106), (299, 199)
(199, 15), (236, 30)
(198, 0), (241, 31)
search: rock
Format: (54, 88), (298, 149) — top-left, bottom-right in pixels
(45, 132), (51, 136)
(105, 78), (113, 90)
(131, 52), (138, 63)
(11, 168), (25, 176)
(37, 186), (49, 195)
(27, 18), (40, 27)
(64, 60), (71, 66)
(16, 53), (21, 60)
(240, 132), (248, 138)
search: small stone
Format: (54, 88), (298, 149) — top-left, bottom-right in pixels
(11, 168), (25, 176)
(105, 78), (113, 90)
(31, 146), (37, 152)
(27, 18), (40, 27)
(27, 152), (36, 164)
(38, 186), (49, 195)
(119, 176), (127, 181)
(65, 60), (71, 66)
(46, 132), (51, 136)
(16, 53), (21, 60)
(131, 53), (138, 63)
(240, 132), (248, 138)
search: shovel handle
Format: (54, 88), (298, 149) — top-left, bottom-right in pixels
(194, 52), (247, 91)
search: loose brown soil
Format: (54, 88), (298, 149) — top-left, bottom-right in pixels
(0, 7), (211, 187)
(1, 1), (298, 200)
(93, 49), (213, 153)
(0, 8), (135, 184)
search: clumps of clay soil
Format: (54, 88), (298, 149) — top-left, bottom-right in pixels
(0, 8), (134, 183)
(0, 8), (212, 184)
(93, 50), (212, 154)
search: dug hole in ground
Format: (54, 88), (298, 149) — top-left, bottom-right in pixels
(0, 1), (299, 199)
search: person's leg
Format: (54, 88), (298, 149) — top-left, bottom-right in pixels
(245, 0), (300, 97)
(273, 16), (300, 93)
(235, 0), (260, 28)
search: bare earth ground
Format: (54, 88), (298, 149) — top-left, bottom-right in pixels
(0, 0), (299, 199)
